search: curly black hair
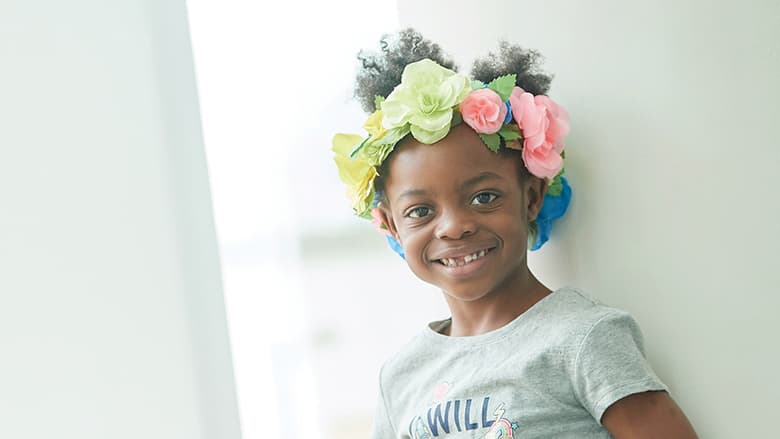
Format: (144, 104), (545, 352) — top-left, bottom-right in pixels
(471, 41), (553, 96)
(354, 28), (457, 113)
(354, 30), (554, 114)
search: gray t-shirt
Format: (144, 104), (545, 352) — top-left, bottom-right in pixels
(371, 287), (668, 438)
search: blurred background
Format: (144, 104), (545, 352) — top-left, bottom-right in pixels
(1, 0), (778, 438)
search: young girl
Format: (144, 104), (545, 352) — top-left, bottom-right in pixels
(333, 29), (698, 439)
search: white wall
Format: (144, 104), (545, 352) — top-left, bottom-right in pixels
(398, 0), (779, 437)
(0, 1), (241, 438)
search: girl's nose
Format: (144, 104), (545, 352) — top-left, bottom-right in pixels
(434, 208), (477, 240)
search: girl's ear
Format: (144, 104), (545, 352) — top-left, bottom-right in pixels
(376, 203), (401, 243)
(525, 176), (548, 221)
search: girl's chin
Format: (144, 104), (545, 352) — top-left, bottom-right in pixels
(440, 286), (496, 303)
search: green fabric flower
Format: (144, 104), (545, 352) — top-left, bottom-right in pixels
(381, 59), (470, 144)
(360, 124), (410, 166)
(357, 110), (411, 166)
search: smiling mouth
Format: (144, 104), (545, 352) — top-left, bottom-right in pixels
(437, 248), (493, 267)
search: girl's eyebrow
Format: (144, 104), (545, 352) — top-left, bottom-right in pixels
(396, 188), (428, 203)
(461, 172), (502, 190)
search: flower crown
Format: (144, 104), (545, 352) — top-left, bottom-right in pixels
(333, 58), (571, 254)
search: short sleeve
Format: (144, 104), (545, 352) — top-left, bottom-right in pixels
(571, 311), (668, 424)
(370, 365), (397, 439)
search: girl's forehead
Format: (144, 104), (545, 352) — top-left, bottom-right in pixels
(385, 126), (522, 193)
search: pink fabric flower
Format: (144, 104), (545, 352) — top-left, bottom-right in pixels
(370, 207), (391, 236)
(459, 89), (508, 134)
(509, 87), (570, 179)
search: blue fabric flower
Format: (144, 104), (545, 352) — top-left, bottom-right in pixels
(531, 176), (572, 251)
(504, 101), (513, 124)
(385, 235), (405, 259)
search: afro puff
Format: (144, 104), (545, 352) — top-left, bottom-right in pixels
(471, 41), (553, 96)
(354, 28), (457, 114)
(354, 30), (554, 115)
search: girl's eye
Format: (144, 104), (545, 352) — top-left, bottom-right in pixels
(407, 206), (432, 218)
(471, 192), (498, 205)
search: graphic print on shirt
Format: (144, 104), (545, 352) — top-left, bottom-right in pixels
(481, 403), (517, 439)
(407, 382), (518, 438)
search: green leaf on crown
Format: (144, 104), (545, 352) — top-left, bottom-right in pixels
(498, 124), (521, 141)
(470, 80), (485, 90)
(374, 95), (385, 111)
(546, 168), (565, 196)
(487, 74), (517, 102)
(451, 111), (463, 127)
(479, 133), (501, 153)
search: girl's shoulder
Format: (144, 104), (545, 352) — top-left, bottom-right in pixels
(545, 286), (628, 323)
(539, 286), (645, 346)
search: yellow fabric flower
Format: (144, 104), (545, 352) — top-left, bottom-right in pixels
(363, 110), (387, 141)
(332, 133), (378, 216)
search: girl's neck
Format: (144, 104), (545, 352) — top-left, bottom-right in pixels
(441, 270), (551, 337)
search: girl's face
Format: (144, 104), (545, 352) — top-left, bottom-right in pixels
(380, 124), (546, 303)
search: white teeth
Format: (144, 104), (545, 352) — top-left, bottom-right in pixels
(440, 249), (490, 267)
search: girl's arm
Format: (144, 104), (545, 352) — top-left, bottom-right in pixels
(602, 390), (698, 439)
